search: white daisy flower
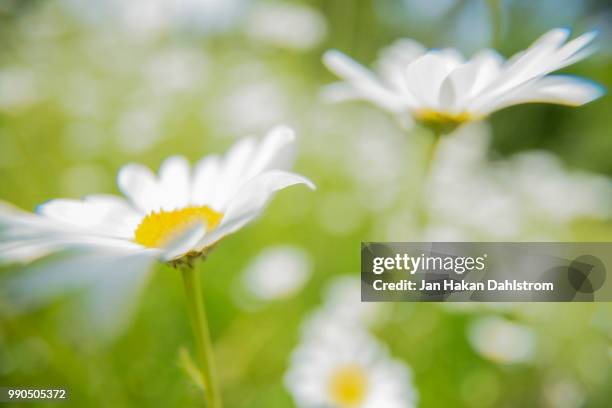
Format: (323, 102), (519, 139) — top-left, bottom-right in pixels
(0, 126), (314, 339)
(285, 323), (417, 408)
(323, 28), (604, 133)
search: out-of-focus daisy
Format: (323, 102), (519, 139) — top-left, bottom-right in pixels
(308, 275), (386, 329)
(323, 28), (604, 133)
(468, 316), (536, 364)
(426, 123), (612, 240)
(240, 245), (311, 301)
(285, 324), (417, 408)
(0, 126), (314, 339)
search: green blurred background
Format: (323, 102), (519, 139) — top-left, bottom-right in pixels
(1, 0), (612, 407)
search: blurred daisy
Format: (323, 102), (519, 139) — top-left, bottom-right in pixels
(285, 324), (417, 408)
(468, 316), (536, 364)
(241, 245), (311, 301)
(323, 28), (604, 133)
(427, 123), (612, 240)
(309, 275), (386, 329)
(0, 126), (314, 339)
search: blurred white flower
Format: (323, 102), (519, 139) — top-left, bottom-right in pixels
(427, 123), (612, 239)
(323, 39), (426, 128)
(468, 316), (536, 364)
(241, 245), (311, 301)
(285, 324), (417, 408)
(0, 126), (314, 339)
(304, 275), (385, 332)
(246, 3), (327, 50)
(510, 152), (612, 222)
(323, 28), (604, 132)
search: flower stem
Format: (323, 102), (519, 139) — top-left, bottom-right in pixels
(417, 129), (442, 231)
(180, 265), (223, 408)
(423, 130), (441, 177)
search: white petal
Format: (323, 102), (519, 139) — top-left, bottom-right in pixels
(223, 170), (315, 221)
(78, 251), (156, 342)
(0, 200), (71, 234)
(117, 163), (161, 213)
(4, 248), (156, 343)
(441, 50), (504, 110)
(0, 240), (61, 264)
(438, 65), (470, 111)
(196, 170), (314, 250)
(191, 155), (222, 206)
(195, 213), (256, 251)
(469, 49), (504, 94)
(481, 75), (605, 114)
(4, 247), (154, 313)
(323, 50), (385, 88)
(0, 200), (146, 264)
(245, 125), (297, 177)
(210, 136), (258, 209)
(526, 27), (571, 53)
(158, 155), (191, 210)
(554, 30), (598, 69)
(321, 82), (367, 103)
(376, 39), (427, 82)
(404, 52), (460, 108)
(192, 128), (304, 212)
(36, 195), (141, 238)
(160, 222), (206, 261)
(478, 28), (595, 103)
(322, 50), (410, 112)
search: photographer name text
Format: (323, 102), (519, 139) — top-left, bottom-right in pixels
(372, 279), (554, 292)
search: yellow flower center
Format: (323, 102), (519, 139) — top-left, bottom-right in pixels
(329, 365), (368, 407)
(414, 109), (475, 134)
(134, 206), (223, 248)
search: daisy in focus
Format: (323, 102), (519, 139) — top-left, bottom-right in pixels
(0, 126), (314, 337)
(323, 28), (604, 134)
(285, 323), (416, 408)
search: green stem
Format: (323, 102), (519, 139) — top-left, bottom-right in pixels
(181, 265), (222, 408)
(423, 130), (441, 177)
(417, 129), (442, 231)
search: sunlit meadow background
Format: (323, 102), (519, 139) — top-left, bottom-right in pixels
(1, 0), (612, 407)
